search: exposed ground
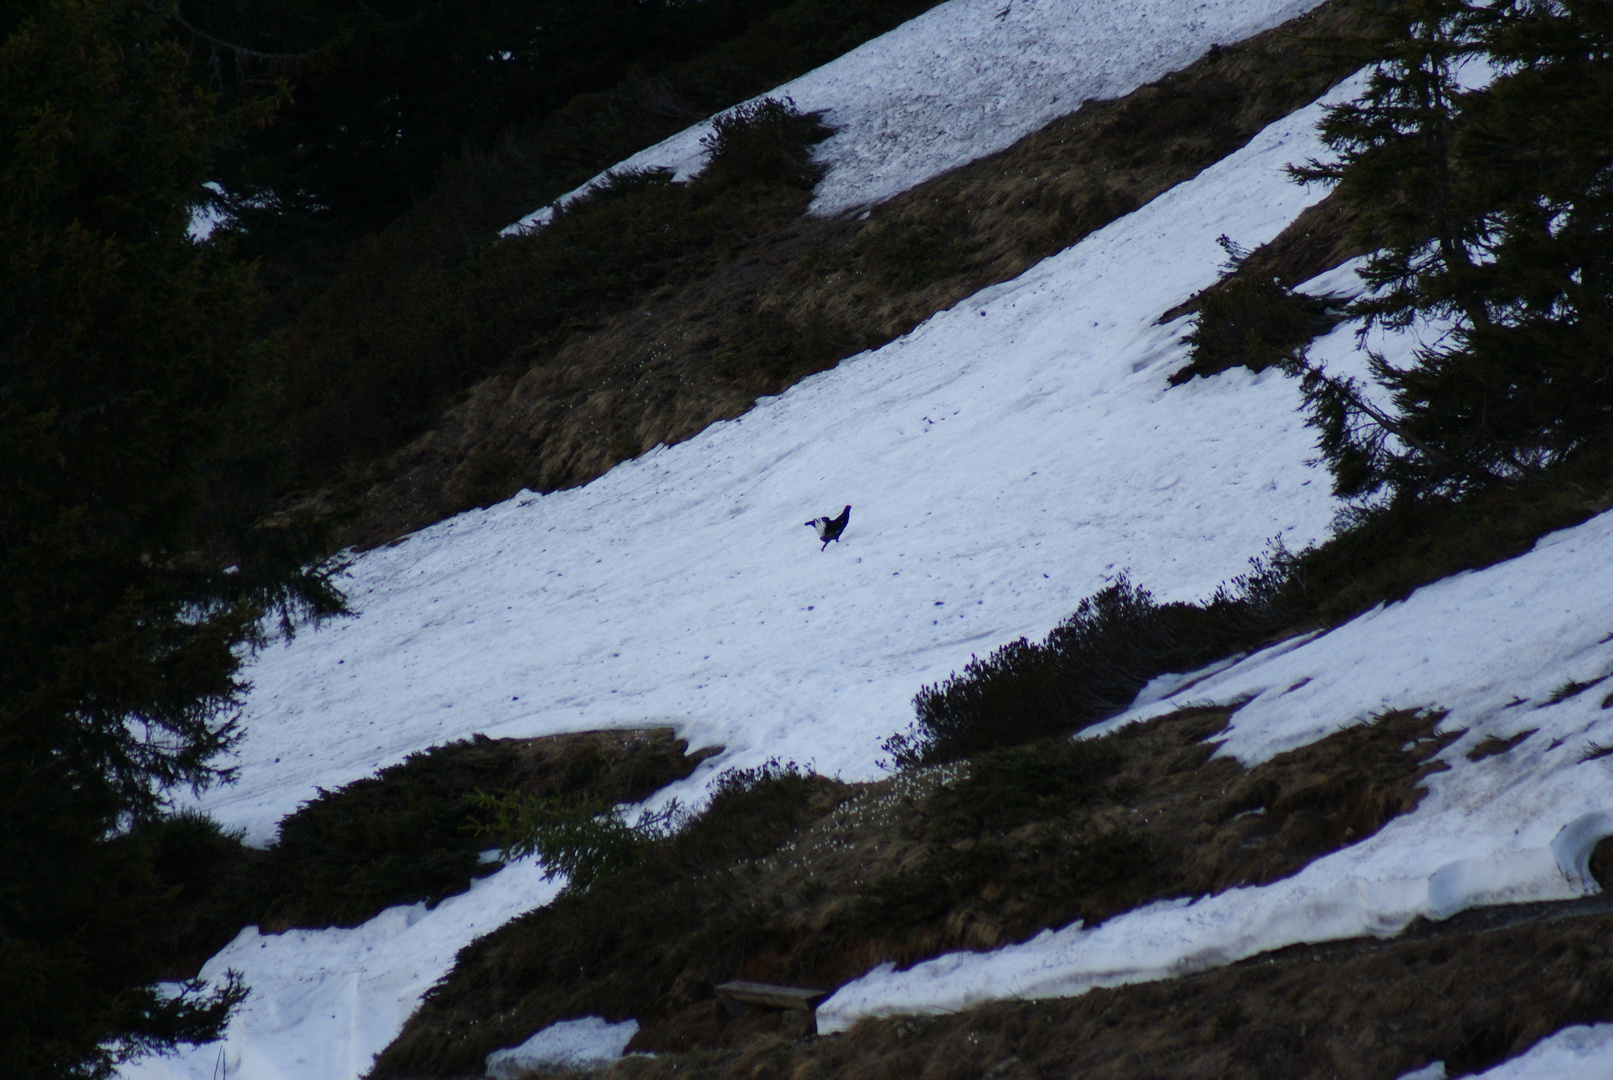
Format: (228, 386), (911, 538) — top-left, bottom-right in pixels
(583, 888), (1613, 1080)
(316, 0), (1378, 549)
(148, 729), (717, 980)
(370, 704), (1458, 1076)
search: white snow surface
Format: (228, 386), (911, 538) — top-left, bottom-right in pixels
(205, 73), (1372, 854)
(501, 0), (1325, 233)
(816, 504), (1613, 1031)
(118, 16), (1613, 1080)
(125, 69), (1367, 1080)
(1399, 1023), (1613, 1080)
(484, 1017), (641, 1078)
(127, 859), (562, 1080)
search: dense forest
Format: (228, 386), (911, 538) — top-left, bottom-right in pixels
(1, 0), (1609, 1075)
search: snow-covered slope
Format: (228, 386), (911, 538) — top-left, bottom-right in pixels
(122, 2), (1613, 1078)
(203, 75), (1365, 852)
(502, 0), (1325, 232)
(128, 61), (1365, 1080)
(816, 503), (1613, 1032)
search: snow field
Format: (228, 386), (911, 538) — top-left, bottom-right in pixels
(502, 0), (1326, 232)
(124, 66), (1369, 1080)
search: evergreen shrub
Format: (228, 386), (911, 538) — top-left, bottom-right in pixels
(1171, 236), (1341, 386)
(884, 567), (1295, 768)
(696, 97), (832, 193)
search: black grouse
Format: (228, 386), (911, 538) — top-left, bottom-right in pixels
(806, 505), (851, 551)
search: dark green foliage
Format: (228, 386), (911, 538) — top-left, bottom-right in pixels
(695, 97), (832, 194)
(0, 2), (343, 1074)
(375, 762), (820, 1077)
(273, 102), (833, 482)
(1170, 235), (1343, 385)
(256, 759), (506, 929)
(248, 731), (704, 931)
(117, 731), (710, 996)
(884, 570), (1294, 766)
(468, 791), (685, 895)
(1286, 0), (1613, 500)
(927, 740), (1124, 839)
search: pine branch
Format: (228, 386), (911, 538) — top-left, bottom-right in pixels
(169, 6), (307, 63)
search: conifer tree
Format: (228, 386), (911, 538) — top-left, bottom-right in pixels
(0, 2), (341, 1075)
(1286, 0), (1613, 500)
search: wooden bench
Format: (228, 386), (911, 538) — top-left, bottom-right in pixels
(713, 980), (830, 1033)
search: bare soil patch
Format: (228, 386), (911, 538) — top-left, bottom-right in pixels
(371, 704), (1454, 1075)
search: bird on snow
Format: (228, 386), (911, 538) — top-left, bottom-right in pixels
(806, 505), (851, 551)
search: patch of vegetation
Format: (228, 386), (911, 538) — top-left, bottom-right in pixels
(884, 569), (1295, 767)
(1544, 675), (1608, 706)
(924, 739), (1124, 838)
(696, 98), (830, 194)
(373, 761), (828, 1077)
(1466, 730), (1536, 762)
(598, 895), (1613, 1080)
(143, 729), (713, 980)
(468, 792), (687, 896)
(375, 705), (1453, 1072)
(1169, 234), (1345, 386)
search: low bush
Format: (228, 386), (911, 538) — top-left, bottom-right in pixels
(374, 760), (824, 1077)
(139, 730), (708, 979)
(885, 568), (1295, 767)
(925, 738), (1123, 839)
(696, 97), (831, 194)
(468, 792), (687, 895)
(1169, 234), (1343, 386)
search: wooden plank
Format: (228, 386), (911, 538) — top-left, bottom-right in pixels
(713, 980), (830, 1012)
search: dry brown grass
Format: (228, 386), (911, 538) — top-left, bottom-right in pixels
(318, 0), (1378, 549)
(595, 890), (1613, 1080)
(370, 703), (1455, 1075)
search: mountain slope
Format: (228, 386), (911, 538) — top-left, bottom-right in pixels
(127, 52), (1359, 1080)
(119, 1), (1613, 1078)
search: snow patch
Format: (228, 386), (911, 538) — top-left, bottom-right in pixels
(484, 1017), (641, 1078)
